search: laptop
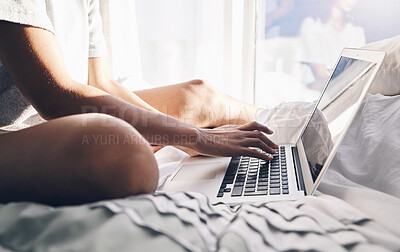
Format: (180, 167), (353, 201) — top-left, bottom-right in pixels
(163, 48), (385, 205)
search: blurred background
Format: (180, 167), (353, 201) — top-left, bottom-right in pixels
(100, 0), (400, 108)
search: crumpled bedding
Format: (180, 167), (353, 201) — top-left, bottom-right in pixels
(0, 94), (399, 252)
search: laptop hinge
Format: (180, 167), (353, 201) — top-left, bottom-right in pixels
(292, 147), (305, 193)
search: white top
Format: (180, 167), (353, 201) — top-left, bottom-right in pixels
(299, 17), (366, 69)
(0, 0), (107, 131)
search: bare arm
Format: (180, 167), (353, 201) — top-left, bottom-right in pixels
(0, 22), (277, 159)
(87, 57), (159, 112)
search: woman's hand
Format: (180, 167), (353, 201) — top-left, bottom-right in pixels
(189, 121), (278, 160)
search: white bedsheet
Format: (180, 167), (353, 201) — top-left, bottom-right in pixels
(154, 93), (400, 250)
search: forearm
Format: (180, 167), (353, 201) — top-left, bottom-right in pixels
(96, 79), (159, 113)
(41, 81), (200, 147)
(87, 57), (159, 113)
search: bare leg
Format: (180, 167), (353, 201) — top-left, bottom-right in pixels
(0, 113), (158, 206)
(134, 79), (259, 128)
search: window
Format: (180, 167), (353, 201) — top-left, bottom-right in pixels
(254, 0), (400, 108)
(134, 0), (247, 100)
(102, 0), (399, 106)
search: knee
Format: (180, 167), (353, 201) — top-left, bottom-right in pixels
(186, 79), (218, 95)
(73, 114), (159, 197)
(183, 79), (220, 105)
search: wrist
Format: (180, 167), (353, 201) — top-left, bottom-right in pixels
(173, 126), (203, 148)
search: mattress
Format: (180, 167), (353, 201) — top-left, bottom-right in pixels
(0, 93), (399, 252)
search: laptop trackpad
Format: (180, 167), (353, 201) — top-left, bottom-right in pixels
(172, 162), (224, 181)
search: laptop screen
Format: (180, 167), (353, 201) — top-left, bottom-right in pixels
(299, 56), (377, 181)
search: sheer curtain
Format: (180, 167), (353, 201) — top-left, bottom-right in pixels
(99, 0), (150, 91)
(99, 0), (254, 102)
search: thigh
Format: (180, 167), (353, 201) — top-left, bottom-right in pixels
(135, 80), (227, 126)
(0, 113), (158, 205)
(134, 81), (197, 118)
(135, 79), (258, 127)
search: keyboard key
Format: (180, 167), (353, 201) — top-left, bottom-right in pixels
(270, 175), (280, 180)
(282, 181), (288, 185)
(245, 188), (255, 193)
(247, 180), (256, 184)
(246, 183), (256, 188)
(223, 180), (234, 185)
(228, 163), (239, 170)
(217, 192), (224, 197)
(258, 182), (268, 186)
(244, 191), (268, 196)
(257, 186), (268, 191)
(258, 178), (268, 182)
(224, 188), (231, 193)
(270, 188), (281, 195)
(234, 182), (244, 186)
(246, 184), (256, 188)
(282, 185), (288, 189)
(231, 187), (243, 197)
(226, 172), (236, 177)
(270, 184), (280, 188)
(222, 178), (233, 184)
(270, 179), (280, 184)
(270, 172), (280, 176)
(283, 189), (289, 194)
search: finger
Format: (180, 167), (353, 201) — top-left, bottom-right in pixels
(216, 124), (240, 130)
(241, 147), (273, 161)
(243, 138), (276, 154)
(246, 130), (279, 149)
(238, 121), (274, 134)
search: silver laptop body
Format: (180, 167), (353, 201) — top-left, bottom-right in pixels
(163, 48), (385, 205)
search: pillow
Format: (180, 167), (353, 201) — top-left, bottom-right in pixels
(362, 35), (400, 95)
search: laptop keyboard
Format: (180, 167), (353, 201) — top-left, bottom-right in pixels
(217, 146), (289, 198)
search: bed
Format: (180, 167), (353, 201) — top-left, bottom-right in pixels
(0, 37), (400, 252)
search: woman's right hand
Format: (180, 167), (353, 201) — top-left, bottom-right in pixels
(189, 121), (278, 160)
